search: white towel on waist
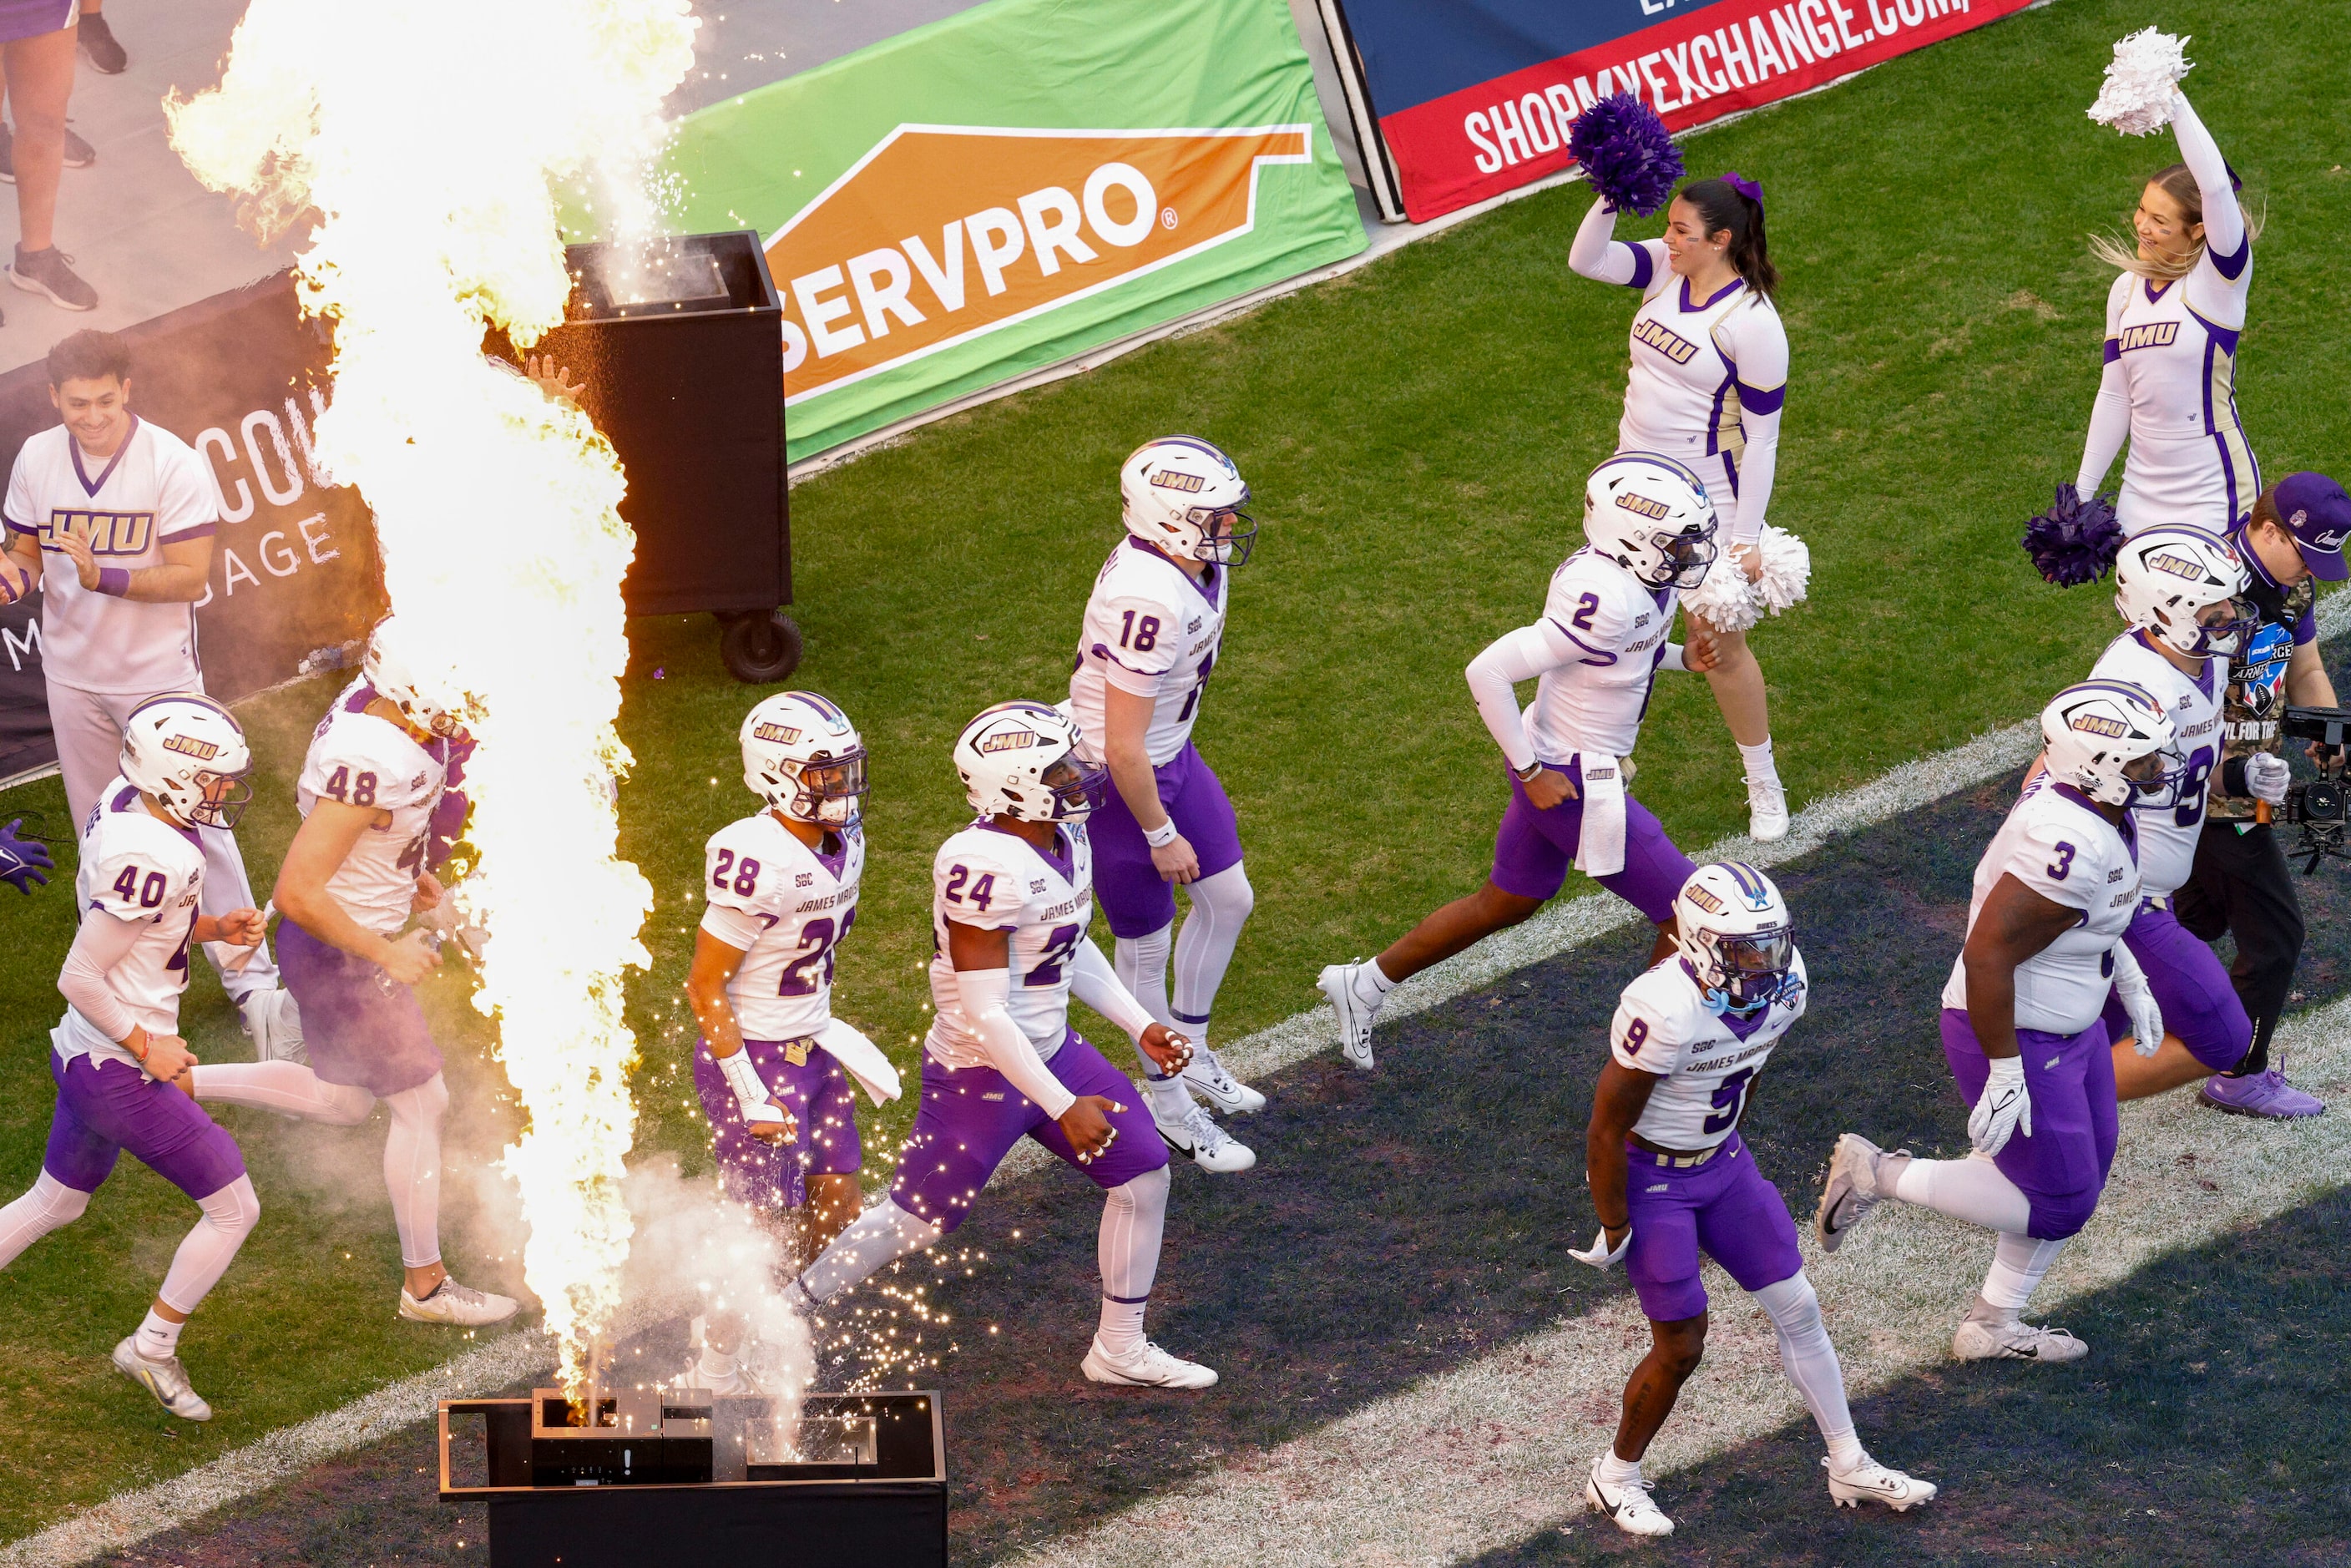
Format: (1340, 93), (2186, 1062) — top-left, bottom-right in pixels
(1572, 751), (1628, 879)
(817, 1019), (902, 1105)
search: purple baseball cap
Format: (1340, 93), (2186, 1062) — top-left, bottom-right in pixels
(2273, 473), (2351, 581)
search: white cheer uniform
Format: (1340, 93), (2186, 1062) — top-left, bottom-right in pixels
(296, 681), (453, 937)
(58, 777), (206, 1071)
(1613, 950), (1809, 1150)
(2088, 631), (2224, 898)
(925, 820), (1096, 1090)
(2079, 89), (2257, 534)
(700, 813), (864, 1043)
(1066, 538), (1226, 766)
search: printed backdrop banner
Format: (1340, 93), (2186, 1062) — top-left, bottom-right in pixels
(1332, 0), (2032, 221)
(0, 274), (385, 785)
(660, 0), (1366, 461)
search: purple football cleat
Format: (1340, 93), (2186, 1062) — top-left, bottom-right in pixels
(2200, 1069), (2324, 1120)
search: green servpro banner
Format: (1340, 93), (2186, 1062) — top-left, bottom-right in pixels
(664, 0), (1367, 461)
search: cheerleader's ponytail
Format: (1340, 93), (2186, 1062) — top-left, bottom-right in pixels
(1681, 175), (1780, 300)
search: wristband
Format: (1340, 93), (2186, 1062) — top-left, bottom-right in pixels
(1143, 819), (1180, 849)
(1514, 759), (1545, 782)
(95, 567), (131, 597)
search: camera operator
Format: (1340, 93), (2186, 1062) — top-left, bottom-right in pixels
(2174, 473), (2349, 1119)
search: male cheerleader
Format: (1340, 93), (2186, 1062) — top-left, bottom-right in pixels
(1818, 682), (2179, 1362)
(1319, 454), (1716, 1068)
(1067, 437), (1259, 1176)
(681, 691), (901, 1393)
(1578, 864), (1934, 1537)
(0, 695), (265, 1420)
(190, 617), (516, 1327)
(0, 330), (298, 1056)
(787, 701), (1215, 1389)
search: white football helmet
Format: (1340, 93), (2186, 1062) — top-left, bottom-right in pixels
(2040, 680), (2182, 808)
(2112, 524), (2255, 660)
(1583, 453), (1720, 589)
(741, 691), (867, 827)
(363, 615), (468, 740)
(119, 694), (255, 830)
(1674, 862), (1797, 1016)
(953, 701), (1105, 822)
(1120, 437), (1255, 566)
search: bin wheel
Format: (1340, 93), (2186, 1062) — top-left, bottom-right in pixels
(719, 610), (803, 684)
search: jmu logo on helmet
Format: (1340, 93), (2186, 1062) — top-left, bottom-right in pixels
(2146, 549), (2207, 580)
(1684, 884), (1726, 914)
(2070, 712), (2130, 738)
(753, 722), (803, 745)
(1615, 493), (1672, 520)
(162, 734), (222, 761)
(1152, 470), (1206, 493)
(978, 729), (1037, 754)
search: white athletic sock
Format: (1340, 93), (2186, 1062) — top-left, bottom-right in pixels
(1143, 1074), (1194, 1120)
(1352, 958), (1398, 1005)
(135, 1307), (183, 1360)
(382, 1075), (450, 1270)
(193, 1061), (374, 1124)
(155, 1176), (260, 1317)
(1598, 1448), (1644, 1484)
(0, 1171), (90, 1268)
(795, 1200), (944, 1307)
(1115, 923), (1177, 1075)
(1977, 1233), (2068, 1321)
(1738, 739), (1781, 787)
(1891, 1153), (2033, 1234)
(1171, 863), (1253, 1038)
(1097, 1296), (1147, 1360)
(1753, 1273), (1863, 1469)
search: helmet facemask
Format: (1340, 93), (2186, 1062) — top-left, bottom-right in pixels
(1648, 524), (1718, 589)
(2165, 594), (2258, 660)
(2121, 742), (2190, 811)
(1692, 923), (1796, 1014)
(1191, 500), (1256, 567)
(185, 766), (255, 831)
(1039, 751), (1110, 821)
(782, 748), (869, 828)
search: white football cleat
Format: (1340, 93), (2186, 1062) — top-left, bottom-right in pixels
(1746, 775), (1791, 843)
(1826, 1453), (1938, 1510)
(1815, 1133), (1899, 1254)
(400, 1277), (521, 1327)
(1182, 1046), (1266, 1115)
(1951, 1318), (2088, 1363)
(1081, 1336), (1217, 1389)
(1317, 962), (1381, 1071)
(239, 987), (307, 1065)
(112, 1337), (212, 1422)
(1586, 1457), (1673, 1536)
(1155, 1099), (1256, 1174)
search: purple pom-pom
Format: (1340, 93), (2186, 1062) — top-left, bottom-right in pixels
(2022, 483), (2123, 587)
(1567, 94), (1684, 217)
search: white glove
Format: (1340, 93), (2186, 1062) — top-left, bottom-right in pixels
(715, 1047), (788, 1128)
(2112, 948), (2164, 1059)
(1569, 1224), (1633, 1269)
(2245, 752), (2291, 806)
(1968, 1056), (2033, 1156)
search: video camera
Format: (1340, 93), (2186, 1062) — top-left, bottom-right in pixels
(2281, 706), (2351, 873)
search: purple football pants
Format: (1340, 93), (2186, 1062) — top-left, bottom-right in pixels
(43, 1050), (247, 1201)
(889, 1031), (1167, 1235)
(1942, 1009), (2117, 1241)
(1622, 1134), (1804, 1323)
(2098, 900), (2251, 1073)
(1489, 758), (1695, 923)
(693, 1035), (864, 1213)
(278, 918), (444, 1097)
(1090, 741), (1246, 939)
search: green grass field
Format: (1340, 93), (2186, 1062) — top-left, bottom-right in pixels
(4, 0), (2348, 1540)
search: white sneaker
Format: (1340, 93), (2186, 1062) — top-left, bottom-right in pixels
(1951, 1317), (2087, 1363)
(1815, 1133), (1900, 1254)
(1155, 1098), (1257, 1174)
(1181, 1045), (1266, 1115)
(1825, 1453), (1938, 1510)
(1586, 1456), (1673, 1536)
(400, 1277), (521, 1326)
(112, 1337), (212, 1421)
(1081, 1336), (1217, 1388)
(239, 988), (307, 1065)
(1746, 775), (1791, 842)
(1317, 962), (1382, 1071)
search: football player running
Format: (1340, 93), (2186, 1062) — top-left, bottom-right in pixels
(1578, 864), (1934, 1538)
(786, 702), (1216, 1390)
(1065, 436), (1259, 1176)
(189, 618), (516, 1328)
(0, 695), (266, 1421)
(1318, 455), (1714, 1069)
(680, 692), (901, 1393)
(1817, 682), (2180, 1363)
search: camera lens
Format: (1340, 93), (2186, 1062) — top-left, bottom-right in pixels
(2307, 778), (2345, 823)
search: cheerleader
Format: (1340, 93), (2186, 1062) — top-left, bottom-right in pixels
(2076, 81), (2262, 534)
(1570, 175), (1807, 842)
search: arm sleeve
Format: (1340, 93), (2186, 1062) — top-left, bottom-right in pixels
(1722, 307), (1787, 544)
(1567, 196), (1659, 289)
(1465, 621), (1579, 772)
(2076, 354), (2131, 496)
(57, 908), (148, 1041)
(2169, 88), (2246, 276)
(953, 965), (1077, 1119)
(1070, 936), (1159, 1041)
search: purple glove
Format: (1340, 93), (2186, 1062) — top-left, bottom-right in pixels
(427, 736), (475, 870)
(0, 817), (53, 894)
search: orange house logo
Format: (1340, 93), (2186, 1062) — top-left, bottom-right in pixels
(768, 124), (1313, 403)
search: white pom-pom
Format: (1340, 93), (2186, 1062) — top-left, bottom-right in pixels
(1754, 524), (1811, 614)
(1684, 555), (1762, 633)
(2089, 28), (2192, 137)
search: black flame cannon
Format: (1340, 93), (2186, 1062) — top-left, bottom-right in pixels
(438, 1387), (945, 1566)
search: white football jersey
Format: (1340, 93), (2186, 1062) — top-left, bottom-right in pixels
(3, 418), (224, 695)
(1067, 538), (1226, 766)
(2090, 630), (2225, 898)
(924, 819), (1095, 1070)
(2103, 259), (2257, 534)
(1615, 260), (1789, 473)
(295, 680), (451, 938)
(1524, 548), (1677, 763)
(1612, 950), (1808, 1151)
(1940, 777), (2141, 1035)
(699, 812), (863, 1043)
(57, 775), (206, 1069)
